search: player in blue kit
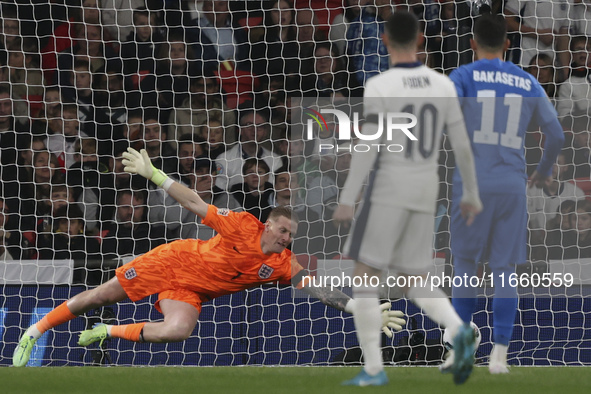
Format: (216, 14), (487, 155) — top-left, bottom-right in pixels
(446, 13), (564, 374)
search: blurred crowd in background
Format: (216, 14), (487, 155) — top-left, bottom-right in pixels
(1, 0), (591, 268)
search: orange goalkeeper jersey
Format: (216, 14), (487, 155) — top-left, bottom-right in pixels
(116, 205), (305, 310)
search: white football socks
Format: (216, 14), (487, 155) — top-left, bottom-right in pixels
(489, 344), (509, 374)
(407, 285), (464, 341)
(352, 286), (383, 376)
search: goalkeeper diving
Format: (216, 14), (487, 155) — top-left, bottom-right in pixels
(12, 147), (405, 367)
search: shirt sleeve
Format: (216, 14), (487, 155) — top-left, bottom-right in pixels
(287, 254), (313, 289)
(448, 68), (465, 98)
(201, 204), (259, 238)
(339, 80), (380, 206)
(444, 79), (482, 208)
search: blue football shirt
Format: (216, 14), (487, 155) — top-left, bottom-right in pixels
(449, 58), (564, 194)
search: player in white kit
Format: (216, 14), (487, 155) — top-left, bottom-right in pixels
(333, 11), (482, 386)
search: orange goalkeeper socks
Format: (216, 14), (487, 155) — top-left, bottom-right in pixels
(110, 322), (147, 342)
(33, 302), (147, 343)
(35, 301), (77, 334)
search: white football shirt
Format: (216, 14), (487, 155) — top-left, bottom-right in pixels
(340, 63), (480, 214)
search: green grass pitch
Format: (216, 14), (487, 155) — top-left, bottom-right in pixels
(1, 366), (590, 394)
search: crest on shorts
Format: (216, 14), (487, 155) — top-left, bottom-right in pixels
(258, 264), (274, 279)
(124, 267), (137, 280)
(217, 208), (230, 216)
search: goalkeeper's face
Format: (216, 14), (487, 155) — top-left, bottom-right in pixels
(261, 215), (296, 254)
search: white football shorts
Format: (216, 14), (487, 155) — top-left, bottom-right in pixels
(344, 203), (435, 274)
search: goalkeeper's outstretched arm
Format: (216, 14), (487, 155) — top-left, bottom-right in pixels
(122, 147), (209, 218)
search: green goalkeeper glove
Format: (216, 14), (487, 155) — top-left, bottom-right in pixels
(121, 147), (170, 188)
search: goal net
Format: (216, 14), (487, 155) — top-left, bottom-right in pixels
(0, 0), (589, 367)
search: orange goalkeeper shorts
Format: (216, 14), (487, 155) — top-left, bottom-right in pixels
(115, 247), (203, 313)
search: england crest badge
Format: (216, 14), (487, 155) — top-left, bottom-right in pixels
(124, 267), (137, 280)
(258, 264), (274, 279)
(217, 208), (230, 216)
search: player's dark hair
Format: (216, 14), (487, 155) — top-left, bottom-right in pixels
(473, 13), (507, 51)
(269, 205), (299, 225)
(385, 11), (419, 49)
